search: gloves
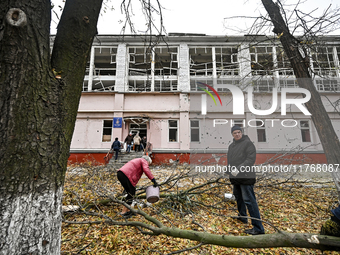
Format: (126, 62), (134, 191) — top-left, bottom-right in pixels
(230, 167), (239, 177)
(151, 178), (158, 187)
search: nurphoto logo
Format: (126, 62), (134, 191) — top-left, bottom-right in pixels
(198, 82), (311, 128)
(197, 82), (223, 110)
(199, 82), (311, 116)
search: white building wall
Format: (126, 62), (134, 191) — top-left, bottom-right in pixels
(189, 92), (340, 152)
(115, 44), (128, 92)
(69, 35), (340, 155)
(71, 118), (112, 149)
(178, 43), (190, 92)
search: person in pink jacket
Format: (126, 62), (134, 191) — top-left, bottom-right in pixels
(117, 155), (158, 217)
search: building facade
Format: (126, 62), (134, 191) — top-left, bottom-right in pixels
(63, 34), (340, 164)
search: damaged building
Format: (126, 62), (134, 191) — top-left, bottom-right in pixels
(58, 34), (340, 164)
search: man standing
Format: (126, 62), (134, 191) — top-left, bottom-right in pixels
(227, 125), (265, 235)
(124, 133), (133, 153)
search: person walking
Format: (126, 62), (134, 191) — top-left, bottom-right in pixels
(227, 125), (265, 235)
(124, 133), (133, 153)
(141, 136), (147, 151)
(133, 132), (141, 152)
(117, 156), (158, 218)
(111, 137), (121, 161)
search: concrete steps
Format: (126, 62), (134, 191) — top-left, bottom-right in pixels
(108, 151), (144, 169)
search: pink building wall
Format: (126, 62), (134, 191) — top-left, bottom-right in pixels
(70, 92), (189, 152)
(69, 91), (340, 166)
(67, 35), (340, 165)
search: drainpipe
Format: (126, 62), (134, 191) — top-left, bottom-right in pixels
(212, 47), (217, 87)
(151, 50), (155, 91)
(88, 46), (95, 92)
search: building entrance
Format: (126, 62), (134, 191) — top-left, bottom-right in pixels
(129, 123), (147, 139)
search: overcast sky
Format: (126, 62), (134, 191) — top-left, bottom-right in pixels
(51, 0), (340, 35)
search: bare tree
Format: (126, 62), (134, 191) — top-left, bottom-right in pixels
(260, 0), (340, 198)
(1, 0), (339, 253)
(0, 0), (164, 253)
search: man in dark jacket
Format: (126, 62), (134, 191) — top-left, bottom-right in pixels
(124, 133), (133, 153)
(111, 137), (121, 161)
(227, 125), (265, 235)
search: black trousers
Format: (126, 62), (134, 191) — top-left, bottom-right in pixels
(117, 171), (136, 205)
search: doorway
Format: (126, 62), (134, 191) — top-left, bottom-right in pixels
(129, 123), (147, 139)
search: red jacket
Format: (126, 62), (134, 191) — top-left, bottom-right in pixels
(119, 158), (154, 187)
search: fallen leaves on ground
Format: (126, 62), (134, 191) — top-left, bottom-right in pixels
(61, 164), (339, 254)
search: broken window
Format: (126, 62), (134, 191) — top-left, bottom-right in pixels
(129, 123), (147, 138)
(128, 80), (152, 92)
(129, 47), (152, 76)
(154, 80), (178, 92)
(189, 46), (240, 91)
(315, 78), (339, 92)
(250, 46), (274, 75)
(215, 47), (239, 76)
(190, 79), (213, 91)
(311, 46), (336, 76)
(84, 47), (117, 92)
(311, 46), (339, 91)
(276, 46), (294, 76)
(189, 47), (213, 76)
(276, 46), (298, 89)
(252, 78), (275, 92)
(128, 46), (178, 91)
(94, 47), (117, 75)
(102, 120), (113, 142)
(215, 79), (241, 92)
(279, 78), (298, 89)
(154, 47), (178, 75)
(336, 46), (340, 67)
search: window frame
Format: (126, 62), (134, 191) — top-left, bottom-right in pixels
(168, 120), (179, 142)
(102, 119), (113, 142)
(300, 120), (312, 143)
(256, 120), (267, 143)
(190, 120), (200, 142)
(249, 45), (274, 76)
(128, 46), (179, 92)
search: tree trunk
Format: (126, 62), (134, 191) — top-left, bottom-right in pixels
(110, 208), (340, 250)
(261, 0), (340, 198)
(156, 227), (340, 250)
(0, 0), (102, 253)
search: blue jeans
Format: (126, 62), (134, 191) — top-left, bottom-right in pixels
(233, 184), (264, 232)
(126, 144), (131, 153)
(114, 149), (119, 160)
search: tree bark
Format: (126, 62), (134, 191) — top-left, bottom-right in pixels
(0, 0), (102, 253)
(261, 0), (340, 198)
(103, 207), (340, 251)
(156, 227), (340, 250)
